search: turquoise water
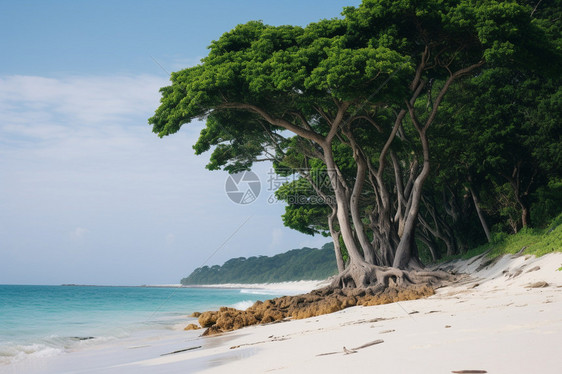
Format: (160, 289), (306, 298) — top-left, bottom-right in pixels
(0, 285), (280, 365)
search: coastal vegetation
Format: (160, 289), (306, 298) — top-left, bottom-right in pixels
(150, 0), (561, 291)
(437, 212), (562, 262)
(181, 244), (337, 285)
(181, 212), (562, 285)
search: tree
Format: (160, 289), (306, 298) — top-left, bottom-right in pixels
(432, 65), (561, 234)
(150, 0), (554, 289)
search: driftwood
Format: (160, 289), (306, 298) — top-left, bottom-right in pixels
(230, 336), (289, 350)
(343, 347), (357, 355)
(379, 329), (395, 334)
(316, 339), (384, 356)
(160, 346), (201, 356)
(351, 339), (384, 350)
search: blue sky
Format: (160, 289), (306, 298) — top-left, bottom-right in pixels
(0, 0), (361, 285)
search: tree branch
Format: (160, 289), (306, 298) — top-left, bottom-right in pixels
(410, 45), (430, 91)
(377, 109), (406, 178)
(218, 102), (326, 145)
(349, 115), (383, 133)
(326, 102), (351, 143)
(423, 60), (485, 132)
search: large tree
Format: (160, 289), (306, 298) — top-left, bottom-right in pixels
(149, 0), (553, 288)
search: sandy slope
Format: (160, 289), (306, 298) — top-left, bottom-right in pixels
(139, 252), (562, 373)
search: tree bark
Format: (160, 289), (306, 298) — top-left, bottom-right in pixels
(393, 108), (431, 268)
(503, 162), (535, 229)
(345, 129), (378, 265)
(350, 164), (377, 264)
(393, 175), (427, 268)
(324, 149), (364, 264)
(469, 185), (492, 242)
(327, 209), (345, 273)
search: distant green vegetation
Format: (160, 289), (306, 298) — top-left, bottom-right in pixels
(438, 213), (562, 263)
(181, 243), (337, 285)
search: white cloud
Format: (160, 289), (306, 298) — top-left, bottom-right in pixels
(0, 75), (168, 126)
(0, 73), (214, 198)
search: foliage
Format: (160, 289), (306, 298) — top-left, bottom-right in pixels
(151, 0), (562, 280)
(437, 213), (562, 263)
(180, 243), (337, 285)
(530, 178), (562, 228)
(432, 63), (562, 234)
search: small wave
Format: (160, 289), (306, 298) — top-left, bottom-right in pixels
(0, 343), (64, 366)
(239, 289), (273, 295)
(0, 335), (120, 366)
(239, 288), (302, 296)
(230, 300), (255, 310)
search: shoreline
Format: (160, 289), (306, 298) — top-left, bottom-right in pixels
(172, 252), (562, 373)
(3, 253), (561, 373)
(185, 279), (330, 292)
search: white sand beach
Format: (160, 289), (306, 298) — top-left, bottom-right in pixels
(4, 253), (561, 374)
(194, 280), (331, 296)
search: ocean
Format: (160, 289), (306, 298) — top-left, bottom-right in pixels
(0, 284), (290, 368)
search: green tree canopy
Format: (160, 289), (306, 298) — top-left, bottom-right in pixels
(150, 0), (560, 289)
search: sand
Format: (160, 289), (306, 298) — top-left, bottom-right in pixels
(4, 253), (561, 374)
(194, 279), (331, 296)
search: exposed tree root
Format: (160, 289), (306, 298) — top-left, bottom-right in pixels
(330, 261), (453, 289)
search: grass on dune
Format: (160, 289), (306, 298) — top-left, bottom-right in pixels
(438, 213), (562, 263)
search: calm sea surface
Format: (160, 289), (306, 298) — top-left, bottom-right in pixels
(0, 284), (280, 366)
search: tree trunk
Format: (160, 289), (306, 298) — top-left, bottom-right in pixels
(367, 164), (400, 267)
(521, 206), (530, 228)
(369, 214), (398, 267)
(393, 123), (430, 268)
(503, 162), (535, 229)
(348, 145), (377, 265)
(393, 213), (417, 269)
(510, 182), (531, 229)
(378, 234), (397, 266)
(393, 160), (432, 268)
(469, 185), (492, 242)
(323, 145), (365, 265)
(327, 209), (345, 273)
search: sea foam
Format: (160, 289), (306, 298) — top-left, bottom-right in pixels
(0, 342), (64, 365)
(230, 300), (256, 310)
